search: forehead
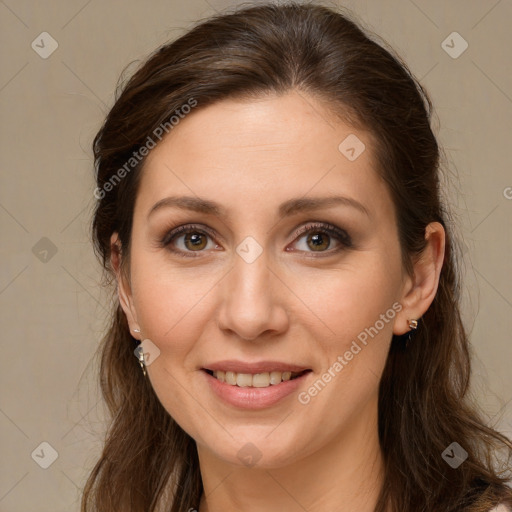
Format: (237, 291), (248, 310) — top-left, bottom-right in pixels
(137, 91), (394, 223)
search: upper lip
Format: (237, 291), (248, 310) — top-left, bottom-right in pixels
(202, 360), (311, 374)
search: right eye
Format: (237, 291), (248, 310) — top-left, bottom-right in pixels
(161, 224), (221, 257)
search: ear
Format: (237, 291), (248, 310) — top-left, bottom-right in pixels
(393, 221), (446, 335)
(110, 232), (140, 336)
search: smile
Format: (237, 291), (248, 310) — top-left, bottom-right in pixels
(202, 368), (313, 409)
(204, 369), (310, 388)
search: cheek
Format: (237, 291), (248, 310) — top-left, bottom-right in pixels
(291, 254), (401, 340)
(293, 266), (398, 437)
(128, 252), (224, 367)
(288, 253), (401, 410)
(128, 260), (217, 433)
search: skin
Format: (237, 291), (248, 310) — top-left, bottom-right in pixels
(110, 90), (445, 511)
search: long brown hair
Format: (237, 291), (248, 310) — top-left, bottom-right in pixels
(83, 3), (512, 511)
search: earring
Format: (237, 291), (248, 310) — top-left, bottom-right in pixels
(131, 329), (147, 377)
(135, 342), (147, 378)
(404, 318), (419, 349)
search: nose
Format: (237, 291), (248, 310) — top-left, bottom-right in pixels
(216, 250), (290, 341)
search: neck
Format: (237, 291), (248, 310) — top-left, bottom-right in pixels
(197, 395), (385, 512)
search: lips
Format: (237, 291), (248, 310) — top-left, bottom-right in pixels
(202, 360), (311, 374)
(200, 360), (313, 408)
(202, 366), (312, 409)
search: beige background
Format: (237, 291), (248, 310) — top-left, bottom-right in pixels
(0, 0), (511, 510)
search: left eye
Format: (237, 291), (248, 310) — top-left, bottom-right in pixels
(161, 222), (352, 257)
(289, 222), (352, 254)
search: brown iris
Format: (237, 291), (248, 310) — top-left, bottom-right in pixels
(307, 232), (330, 251)
(184, 232), (208, 251)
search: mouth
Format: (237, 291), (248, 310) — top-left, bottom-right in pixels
(202, 368), (312, 388)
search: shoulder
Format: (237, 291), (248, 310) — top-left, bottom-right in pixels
(489, 505), (512, 512)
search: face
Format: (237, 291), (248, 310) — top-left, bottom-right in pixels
(115, 90), (417, 469)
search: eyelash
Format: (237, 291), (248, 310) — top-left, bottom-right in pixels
(160, 222), (353, 258)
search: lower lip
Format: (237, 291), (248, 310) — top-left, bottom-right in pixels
(202, 370), (311, 410)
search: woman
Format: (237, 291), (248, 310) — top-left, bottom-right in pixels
(83, 3), (512, 511)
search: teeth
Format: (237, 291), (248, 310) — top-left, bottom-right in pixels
(236, 373), (252, 387)
(212, 370), (299, 387)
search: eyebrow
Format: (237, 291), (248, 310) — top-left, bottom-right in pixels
(147, 194), (370, 219)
